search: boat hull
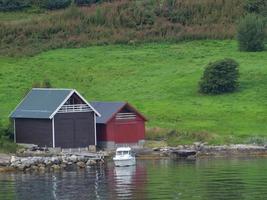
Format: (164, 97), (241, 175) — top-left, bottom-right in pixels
(113, 158), (136, 167)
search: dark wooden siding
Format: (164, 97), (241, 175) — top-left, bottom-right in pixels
(54, 112), (95, 148)
(15, 118), (53, 147)
(96, 124), (106, 141)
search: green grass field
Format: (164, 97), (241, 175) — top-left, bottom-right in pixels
(1, 40), (267, 144)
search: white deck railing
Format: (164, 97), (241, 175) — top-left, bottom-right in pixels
(58, 104), (92, 113)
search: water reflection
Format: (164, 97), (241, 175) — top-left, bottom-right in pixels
(105, 162), (147, 200)
(1, 158), (267, 200)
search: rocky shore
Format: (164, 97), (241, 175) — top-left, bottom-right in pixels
(0, 147), (106, 173)
(137, 143), (267, 159)
(2, 143), (267, 172)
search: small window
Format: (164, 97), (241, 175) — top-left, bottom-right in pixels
(116, 151), (129, 155)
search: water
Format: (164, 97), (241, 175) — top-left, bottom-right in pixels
(1, 158), (267, 200)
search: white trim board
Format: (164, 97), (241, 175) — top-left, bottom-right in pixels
(49, 90), (101, 119)
(52, 118), (55, 148)
(13, 119), (16, 143)
(49, 90), (76, 119)
(74, 90), (101, 117)
(94, 114), (97, 146)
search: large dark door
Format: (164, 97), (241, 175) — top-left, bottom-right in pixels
(54, 112), (95, 148)
(55, 118), (75, 148)
(74, 118), (91, 147)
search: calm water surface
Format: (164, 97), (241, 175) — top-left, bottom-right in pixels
(1, 158), (267, 200)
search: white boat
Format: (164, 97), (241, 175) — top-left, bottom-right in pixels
(113, 147), (136, 167)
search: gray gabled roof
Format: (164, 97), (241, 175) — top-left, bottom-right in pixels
(10, 88), (100, 119)
(90, 102), (126, 124)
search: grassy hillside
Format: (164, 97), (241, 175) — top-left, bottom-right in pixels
(1, 40), (267, 144)
(0, 0), (245, 56)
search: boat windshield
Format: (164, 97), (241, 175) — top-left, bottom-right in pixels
(116, 151), (130, 156)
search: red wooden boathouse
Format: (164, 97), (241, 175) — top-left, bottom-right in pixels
(90, 102), (147, 149)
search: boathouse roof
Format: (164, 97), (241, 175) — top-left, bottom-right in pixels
(10, 88), (100, 119)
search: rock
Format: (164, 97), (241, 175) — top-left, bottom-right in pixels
(77, 156), (85, 162)
(51, 164), (61, 171)
(25, 167), (31, 172)
(23, 160), (32, 168)
(153, 147), (160, 151)
(51, 157), (60, 165)
(61, 156), (68, 164)
(193, 142), (201, 147)
(17, 148), (25, 154)
(88, 145), (96, 152)
(77, 161), (86, 168)
(86, 160), (96, 166)
(38, 166), (46, 172)
(10, 156), (16, 163)
(17, 164), (26, 171)
(38, 163), (46, 168)
(60, 163), (67, 169)
(10, 161), (21, 168)
(44, 159), (52, 166)
(31, 165), (39, 171)
(69, 155), (78, 163)
(67, 162), (73, 166)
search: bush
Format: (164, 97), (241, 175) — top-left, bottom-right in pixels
(237, 14), (265, 52)
(244, 0), (266, 14)
(0, 0), (30, 11)
(199, 58), (239, 94)
(24, 79), (53, 95)
(74, 0), (101, 6)
(0, 121), (13, 141)
(40, 0), (71, 10)
(42, 79), (52, 88)
(119, 1), (156, 28)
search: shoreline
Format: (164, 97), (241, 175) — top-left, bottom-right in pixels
(136, 143), (267, 159)
(1, 144), (267, 172)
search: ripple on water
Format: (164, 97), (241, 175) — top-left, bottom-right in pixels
(1, 158), (267, 200)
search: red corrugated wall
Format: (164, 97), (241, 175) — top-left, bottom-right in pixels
(97, 114), (145, 143)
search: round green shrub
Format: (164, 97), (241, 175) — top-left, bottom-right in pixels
(40, 0), (71, 10)
(237, 14), (265, 52)
(199, 59), (239, 95)
(0, 0), (30, 11)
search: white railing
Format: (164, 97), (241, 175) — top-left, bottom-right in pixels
(116, 113), (136, 120)
(58, 104), (92, 113)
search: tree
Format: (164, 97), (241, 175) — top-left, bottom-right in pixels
(244, 0), (267, 15)
(40, 0), (71, 10)
(0, 0), (30, 11)
(199, 59), (239, 94)
(237, 14), (265, 52)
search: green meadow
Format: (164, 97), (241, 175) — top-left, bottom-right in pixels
(1, 40), (267, 144)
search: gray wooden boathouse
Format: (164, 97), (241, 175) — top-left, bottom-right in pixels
(9, 88), (100, 148)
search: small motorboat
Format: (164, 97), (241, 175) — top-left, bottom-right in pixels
(113, 147), (136, 167)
